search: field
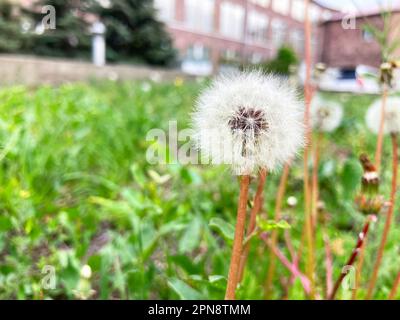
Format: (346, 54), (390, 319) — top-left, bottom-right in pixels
(0, 80), (399, 300)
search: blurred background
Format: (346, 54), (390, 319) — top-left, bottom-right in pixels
(0, 0), (400, 300)
(1, 0), (399, 91)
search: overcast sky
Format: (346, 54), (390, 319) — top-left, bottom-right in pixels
(316, 0), (395, 11)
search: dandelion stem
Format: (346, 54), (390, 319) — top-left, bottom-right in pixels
(225, 175), (251, 300)
(237, 169), (267, 283)
(375, 84), (388, 172)
(389, 271), (400, 300)
(329, 214), (376, 300)
(264, 162), (291, 299)
(367, 133), (398, 299)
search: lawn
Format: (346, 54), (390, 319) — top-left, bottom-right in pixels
(0, 80), (399, 299)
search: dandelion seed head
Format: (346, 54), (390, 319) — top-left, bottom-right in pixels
(80, 265), (92, 279)
(287, 196), (298, 207)
(310, 95), (343, 132)
(192, 71), (305, 175)
(366, 97), (400, 135)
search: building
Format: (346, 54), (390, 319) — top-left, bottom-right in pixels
(321, 6), (400, 70)
(154, 0), (336, 75)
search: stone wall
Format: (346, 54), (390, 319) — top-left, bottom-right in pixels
(0, 55), (188, 86)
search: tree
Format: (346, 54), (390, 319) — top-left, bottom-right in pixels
(23, 0), (91, 58)
(0, 1), (25, 53)
(88, 0), (176, 66)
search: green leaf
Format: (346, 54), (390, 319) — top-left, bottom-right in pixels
(341, 159), (362, 199)
(257, 218), (291, 232)
(0, 216), (13, 232)
(168, 278), (204, 300)
(209, 218), (234, 241)
(169, 255), (201, 274)
(208, 275), (227, 290)
(179, 216), (202, 253)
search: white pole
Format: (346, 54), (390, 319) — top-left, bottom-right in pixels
(91, 22), (106, 67)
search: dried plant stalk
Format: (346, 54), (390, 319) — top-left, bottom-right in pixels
(329, 215), (376, 300)
(375, 85), (388, 172)
(324, 233), (333, 298)
(264, 162), (291, 299)
(351, 232), (369, 300)
(302, 0), (315, 296)
(367, 133), (398, 299)
(262, 236), (311, 296)
(311, 133), (321, 228)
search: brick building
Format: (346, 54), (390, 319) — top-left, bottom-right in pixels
(321, 7), (400, 69)
(154, 0), (336, 74)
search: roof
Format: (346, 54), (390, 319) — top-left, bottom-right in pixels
(311, 0), (341, 12)
(322, 4), (400, 23)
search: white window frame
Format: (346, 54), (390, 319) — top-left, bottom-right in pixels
(247, 11), (269, 44)
(271, 19), (287, 48)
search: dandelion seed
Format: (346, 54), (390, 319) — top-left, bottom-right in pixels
(366, 97), (400, 135)
(310, 95), (343, 132)
(192, 71), (305, 175)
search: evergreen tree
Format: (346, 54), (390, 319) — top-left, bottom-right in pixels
(88, 0), (176, 66)
(24, 0), (91, 58)
(0, 1), (25, 53)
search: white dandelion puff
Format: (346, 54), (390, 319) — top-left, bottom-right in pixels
(191, 71), (305, 175)
(80, 265), (92, 279)
(366, 97), (400, 135)
(310, 95), (344, 132)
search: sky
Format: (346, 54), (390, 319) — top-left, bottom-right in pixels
(316, 0), (396, 11)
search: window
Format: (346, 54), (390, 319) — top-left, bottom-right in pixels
(220, 2), (245, 40)
(221, 49), (239, 61)
(272, 0), (290, 15)
(271, 19), (287, 47)
(247, 11), (269, 44)
(291, 0), (305, 21)
(186, 44), (211, 62)
(220, 49), (241, 65)
(249, 0), (271, 7)
(250, 52), (264, 64)
(185, 0), (214, 32)
(362, 29), (374, 42)
(339, 69), (356, 80)
(154, 0), (175, 22)
(182, 44), (213, 76)
(290, 29), (304, 53)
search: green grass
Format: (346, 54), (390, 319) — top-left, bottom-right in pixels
(0, 80), (399, 299)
